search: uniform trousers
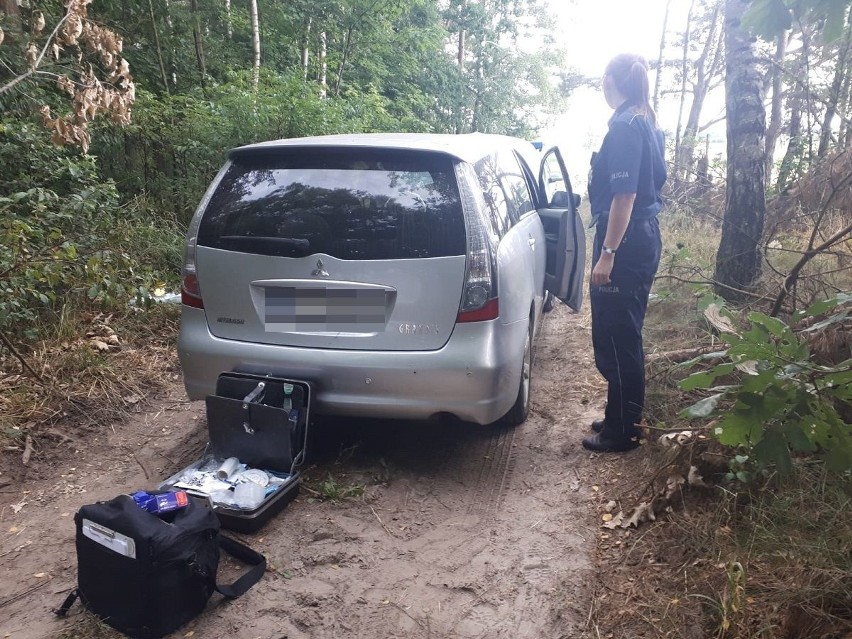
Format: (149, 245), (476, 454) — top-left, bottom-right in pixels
(590, 215), (662, 442)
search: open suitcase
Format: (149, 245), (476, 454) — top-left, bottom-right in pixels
(161, 372), (311, 533)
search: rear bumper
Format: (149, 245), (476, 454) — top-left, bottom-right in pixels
(178, 306), (527, 425)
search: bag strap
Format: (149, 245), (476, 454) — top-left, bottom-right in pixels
(214, 535), (266, 599)
(54, 588), (79, 617)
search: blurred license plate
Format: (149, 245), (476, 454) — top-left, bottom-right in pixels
(264, 287), (388, 331)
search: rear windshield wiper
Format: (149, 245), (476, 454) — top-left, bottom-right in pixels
(219, 235), (310, 250)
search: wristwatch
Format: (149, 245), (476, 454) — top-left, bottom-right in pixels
(601, 246), (617, 255)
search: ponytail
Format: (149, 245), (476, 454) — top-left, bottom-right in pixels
(605, 54), (657, 128)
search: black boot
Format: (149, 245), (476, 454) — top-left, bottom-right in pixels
(582, 432), (640, 453)
(591, 419), (605, 433)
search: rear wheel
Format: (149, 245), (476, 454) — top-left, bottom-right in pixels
(498, 322), (532, 428)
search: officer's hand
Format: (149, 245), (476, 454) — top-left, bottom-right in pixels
(592, 254), (614, 286)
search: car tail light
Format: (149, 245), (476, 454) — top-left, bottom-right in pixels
(181, 269), (203, 308)
(180, 163), (230, 310)
(455, 163), (498, 323)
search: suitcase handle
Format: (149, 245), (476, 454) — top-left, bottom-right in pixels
(214, 535), (267, 599)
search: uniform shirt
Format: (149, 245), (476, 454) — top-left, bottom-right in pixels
(588, 102), (667, 221)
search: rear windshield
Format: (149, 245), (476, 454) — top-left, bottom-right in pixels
(197, 148), (466, 260)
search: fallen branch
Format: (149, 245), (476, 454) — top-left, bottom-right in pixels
(646, 345), (721, 364)
(0, 331), (47, 386)
(21, 434), (33, 466)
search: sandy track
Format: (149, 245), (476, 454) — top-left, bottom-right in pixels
(0, 303), (603, 639)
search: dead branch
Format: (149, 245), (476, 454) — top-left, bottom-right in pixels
(770, 220), (852, 317)
(0, 331), (47, 386)
(21, 434), (33, 465)
(770, 152), (852, 316)
(646, 345), (722, 364)
(654, 273), (775, 303)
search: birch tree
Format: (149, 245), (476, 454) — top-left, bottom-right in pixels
(250, 0), (260, 90)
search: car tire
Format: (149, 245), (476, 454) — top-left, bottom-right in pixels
(498, 322), (532, 428)
(543, 291), (555, 313)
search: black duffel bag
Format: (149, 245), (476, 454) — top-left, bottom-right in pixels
(56, 493), (265, 639)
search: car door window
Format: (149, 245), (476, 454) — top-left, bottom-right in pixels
(541, 150), (569, 207)
(474, 154), (512, 238)
(497, 153), (535, 221)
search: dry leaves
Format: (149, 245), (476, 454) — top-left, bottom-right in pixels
(33, 11), (46, 35)
(28, 0), (135, 152)
(601, 468), (708, 531)
(86, 316), (121, 352)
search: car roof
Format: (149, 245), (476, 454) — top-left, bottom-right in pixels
(229, 132), (542, 166)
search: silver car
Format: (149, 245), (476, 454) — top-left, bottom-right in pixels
(178, 133), (585, 426)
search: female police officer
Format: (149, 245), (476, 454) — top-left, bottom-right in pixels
(583, 54), (666, 453)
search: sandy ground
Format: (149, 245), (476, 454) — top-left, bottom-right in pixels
(0, 303), (608, 639)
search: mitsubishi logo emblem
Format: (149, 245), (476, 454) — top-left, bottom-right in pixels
(311, 258), (330, 278)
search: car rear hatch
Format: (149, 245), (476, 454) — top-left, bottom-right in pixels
(194, 146), (468, 351)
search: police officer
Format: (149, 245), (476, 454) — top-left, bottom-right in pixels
(583, 54), (667, 453)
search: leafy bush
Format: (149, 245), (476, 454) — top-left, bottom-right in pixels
(680, 294), (852, 474)
(0, 121), (181, 340)
(94, 71), (416, 226)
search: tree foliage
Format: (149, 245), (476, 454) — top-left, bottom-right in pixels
(681, 295), (852, 474)
(0, 0), (572, 341)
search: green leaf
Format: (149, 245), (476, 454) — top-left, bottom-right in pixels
(743, 0), (793, 39)
(782, 419), (818, 453)
(818, 0), (852, 41)
(716, 412), (764, 447)
(805, 295), (842, 317)
(801, 311), (849, 333)
(682, 393), (725, 418)
(680, 363), (737, 391)
(753, 429), (793, 474)
(677, 350), (730, 370)
(748, 312), (790, 338)
(739, 370), (778, 393)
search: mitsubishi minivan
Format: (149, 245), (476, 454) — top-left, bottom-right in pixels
(178, 133), (585, 427)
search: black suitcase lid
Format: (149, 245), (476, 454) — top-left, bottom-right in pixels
(207, 371), (311, 475)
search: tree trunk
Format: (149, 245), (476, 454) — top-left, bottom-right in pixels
(673, 0), (696, 189)
(681, 3), (722, 182)
(164, 0), (177, 87)
(777, 92), (803, 192)
(189, 0), (207, 84)
(457, 0), (467, 70)
(147, 0), (170, 94)
(817, 14), (852, 157)
(335, 24), (354, 96)
(839, 53), (852, 146)
(714, 0), (766, 299)
(224, 0), (232, 40)
(0, 0), (19, 16)
(653, 0), (673, 115)
(249, 0), (260, 91)
(319, 30), (327, 98)
(302, 17), (312, 81)
(765, 32), (787, 182)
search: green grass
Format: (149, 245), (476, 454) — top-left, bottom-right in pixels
(305, 473), (365, 503)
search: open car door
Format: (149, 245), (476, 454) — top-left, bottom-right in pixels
(537, 146), (586, 311)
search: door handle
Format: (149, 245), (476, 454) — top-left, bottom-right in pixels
(528, 237), (536, 249)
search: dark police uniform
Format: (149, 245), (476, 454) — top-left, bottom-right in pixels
(587, 102), (666, 444)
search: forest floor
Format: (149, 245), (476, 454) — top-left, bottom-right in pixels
(0, 301), (641, 639)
